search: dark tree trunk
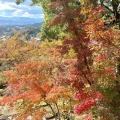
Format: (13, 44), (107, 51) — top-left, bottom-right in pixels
(111, 0), (120, 22)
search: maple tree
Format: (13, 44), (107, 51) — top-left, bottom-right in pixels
(0, 0), (120, 119)
(0, 40), (76, 119)
(47, 0), (120, 119)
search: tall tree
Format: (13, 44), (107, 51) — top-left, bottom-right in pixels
(42, 0), (120, 118)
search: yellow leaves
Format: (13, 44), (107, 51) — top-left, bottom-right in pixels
(38, 40), (62, 59)
(81, 0), (85, 5)
(12, 101), (46, 120)
(19, 46), (30, 52)
(81, 8), (90, 15)
(40, 40), (62, 48)
(68, 47), (76, 58)
(0, 39), (41, 71)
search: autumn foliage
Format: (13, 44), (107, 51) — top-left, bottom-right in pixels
(0, 0), (120, 119)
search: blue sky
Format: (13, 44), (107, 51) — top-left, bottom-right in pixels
(0, 0), (44, 19)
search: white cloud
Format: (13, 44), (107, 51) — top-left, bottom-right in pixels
(12, 9), (23, 16)
(0, 2), (16, 10)
(0, 0), (44, 19)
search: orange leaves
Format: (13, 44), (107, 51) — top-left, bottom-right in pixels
(46, 47), (61, 57)
(1, 39), (70, 117)
(3, 60), (56, 98)
(32, 109), (46, 120)
(41, 81), (54, 94)
(0, 59), (56, 107)
(14, 114), (30, 120)
(46, 85), (73, 103)
(24, 91), (42, 103)
(84, 5), (117, 48)
(13, 109), (46, 120)
(0, 91), (42, 106)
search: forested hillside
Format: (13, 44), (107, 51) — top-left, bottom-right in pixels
(0, 0), (120, 120)
(0, 23), (42, 41)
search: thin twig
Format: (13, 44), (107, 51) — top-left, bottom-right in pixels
(55, 103), (60, 120)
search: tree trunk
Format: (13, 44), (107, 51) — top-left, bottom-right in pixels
(111, 0), (120, 22)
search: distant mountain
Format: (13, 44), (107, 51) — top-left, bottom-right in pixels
(0, 22), (43, 41)
(0, 17), (44, 26)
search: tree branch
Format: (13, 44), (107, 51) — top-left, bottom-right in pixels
(100, 0), (114, 13)
(103, 4), (114, 13)
(55, 103), (60, 120)
(47, 103), (56, 116)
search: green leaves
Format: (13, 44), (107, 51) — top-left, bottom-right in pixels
(16, 0), (26, 5)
